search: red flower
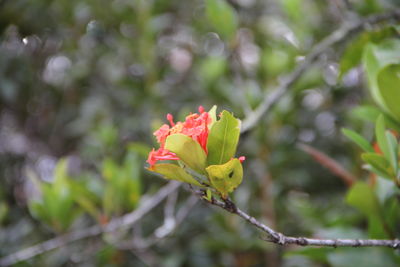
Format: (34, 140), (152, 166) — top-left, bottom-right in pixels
(147, 106), (211, 167)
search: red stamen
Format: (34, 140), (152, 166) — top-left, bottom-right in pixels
(200, 112), (209, 153)
(149, 106), (212, 166)
(154, 155), (180, 161)
(167, 113), (175, 126)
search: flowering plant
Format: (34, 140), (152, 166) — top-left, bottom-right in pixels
(147, 106), (244, 198)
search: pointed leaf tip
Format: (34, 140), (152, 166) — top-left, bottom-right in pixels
(148, 163), (203, 187)
(207, 110), (240, 165)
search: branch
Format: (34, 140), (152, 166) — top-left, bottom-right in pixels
(297, 143), (356, 187)
(202, 194), (400, 249)
(241, 9), (400, 133)
(0, 181), (181, 267)
(117, 195), (199, 250)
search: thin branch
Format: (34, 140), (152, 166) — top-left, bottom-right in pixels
(120, 195), (199, 250)
(154, 190), (178, 239)
(202, 194), (400, 249)
(241, 9), (400, 133)
(297, 143), (356, 186)
(0, 181), (181, 267)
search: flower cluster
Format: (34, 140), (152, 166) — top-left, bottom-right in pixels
(147, 106), (246, 198)
(147, 106), (211, 167)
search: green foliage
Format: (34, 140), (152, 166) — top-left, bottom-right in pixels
(344, 115), (400, 183)
(339, 26), (397, 78)
(346, 182), (388, 238)
(148, 163), (203, 187)
(150, 108), (244, 199)
(206, 110), (241, 165)
(350, 106), (381, 123)
(261, 48), (292, 76)
(208, 105), (218, 128)
(341, 128), (374, 152)
(28, 159), (81, 232)
(205, 0), (238, 40)
(165, 133), (208, 174)
(28, 151), (142, 231)
(327, 248), (398, 267)
(363, 39), (400, 120)
(101, 150), (141, 217)
(200, 57), (227, 84)
(68, 179), (101, 220)
(377, 64), (400, 120)
(361, 153), (391, 179)
(385, 131), (398, 179)
(375, 115), (390, 159)
(206, 158), (243, 199)
(281, 0), (303, 22)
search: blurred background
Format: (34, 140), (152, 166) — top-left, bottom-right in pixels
(1, 0), (400, 266)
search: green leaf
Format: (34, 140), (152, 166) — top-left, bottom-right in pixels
(346, 182), (388, 238)
(69, 180), (100, 220)
(350, 105), (381, 123)
(204, 188), (212, 201)
(148, 163), (203, 187)
(206, 158), (243, 199)
(200, 57), (226, 84)
(208, 105), (217, 128)
(29, 202), (50, 225)
(361, 153), (391, 179)
(102, 158), (117, 181)
(385, 197), (400, 233)
(123, 152), (141, 203)
(328, 248), (398, 267)
(363, 39), (400, 116)
(205, 0), (238, 40)
(377, 64), (400, 121)
(165, 134), (207, 174)
(364, 166), (392, 182)
(101, 152), (142, 215)
(54, 159), (68, 181)
(281, 0), (303, 23)
(261, 48), (292, 77)
(385, 131), (398, 177)
(349, 106), (400, 131)
(375, 115), (390, 160)
(341, 128), (374, 152)
(339, 26), (396, 78)
(207, 110), (241, 165)
(33, 158), (81, 232)
(363, 44), (386, 109)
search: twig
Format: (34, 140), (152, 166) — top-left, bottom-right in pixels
(297, 143), (356, 186)
(154, 190), (178, 238)
(203, 194), (400, 249)
(0, 181), (181, 267)
(240, 9), (400, 133)
(119, 195), (199, 250)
